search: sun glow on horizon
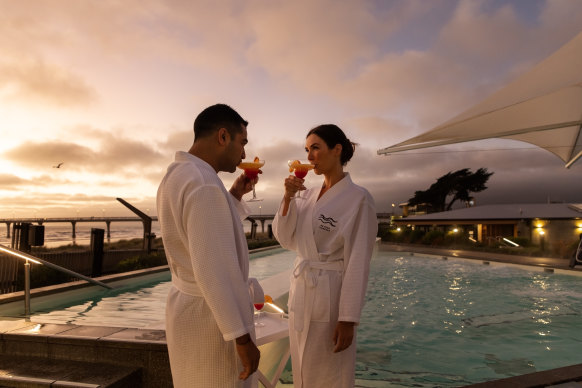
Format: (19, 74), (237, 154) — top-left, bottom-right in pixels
(1, 1), (581, 218)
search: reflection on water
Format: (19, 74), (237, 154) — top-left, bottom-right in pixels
(357, 253), (582, 386)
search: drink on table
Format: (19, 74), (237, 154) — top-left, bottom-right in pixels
(237, 157), (264, 202)
(254, 294), (271, 327)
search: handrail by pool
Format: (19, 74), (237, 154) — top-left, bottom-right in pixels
(0, 243), (112, 315)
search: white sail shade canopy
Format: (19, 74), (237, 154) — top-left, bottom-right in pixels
(378, 31), (582, 169)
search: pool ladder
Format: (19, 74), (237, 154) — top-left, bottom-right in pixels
(0, 243), (112, 316)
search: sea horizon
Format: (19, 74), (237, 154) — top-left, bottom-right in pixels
(0, 220), (261, 249)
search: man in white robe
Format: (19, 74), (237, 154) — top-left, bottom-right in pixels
(157, 104), (260, 387)
(273, 173), (377, 388)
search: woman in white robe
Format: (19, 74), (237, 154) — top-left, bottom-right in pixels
(273, 124), (378, 388)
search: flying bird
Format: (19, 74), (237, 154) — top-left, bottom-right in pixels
(53, 162), (64, 168)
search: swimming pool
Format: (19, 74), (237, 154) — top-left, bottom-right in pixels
(12, 248), (295, 328)
(356, 253), (582, 387)
(7, 249), (582, 386)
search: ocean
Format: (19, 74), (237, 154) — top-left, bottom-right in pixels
(0, 221), (257, 249)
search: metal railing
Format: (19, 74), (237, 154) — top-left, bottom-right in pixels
(0, 243), (112, 316)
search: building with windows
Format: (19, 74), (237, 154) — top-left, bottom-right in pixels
(393, 203), (582, 246)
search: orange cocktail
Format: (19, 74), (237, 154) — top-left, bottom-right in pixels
(288, 160), (314, 199)
(237, 157), (264, 201)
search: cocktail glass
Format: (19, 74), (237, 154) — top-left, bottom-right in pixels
(237, 158), (265, 202)
(288, 160), (314, 199)
(254, 294), (272, 327)
(254, 301), (265, 327)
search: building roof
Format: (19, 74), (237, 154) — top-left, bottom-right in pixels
(397, 203), (582, 223)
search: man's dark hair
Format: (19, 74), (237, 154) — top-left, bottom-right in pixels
(194, 104), (248, 141)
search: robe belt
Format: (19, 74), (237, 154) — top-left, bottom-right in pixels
(172, 276), (263, 305)
(292, 259), (343, 332)
(171, 276), (203, 297)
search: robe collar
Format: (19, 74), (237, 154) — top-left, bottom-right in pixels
(315, 172), (352, 209)
(175, 151), (216, 175)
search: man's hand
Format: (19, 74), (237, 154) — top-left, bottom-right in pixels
(332, 321), (355, 353)
(229, 171), (261, 201)
(236, 334), (260, 380)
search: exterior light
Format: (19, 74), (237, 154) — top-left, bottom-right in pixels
(396, 227), (401, 232)
(453, 228), (458, 233)
(538, 230), (545, 235)
(503, 238), (520, 247)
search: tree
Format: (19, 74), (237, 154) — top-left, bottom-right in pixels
(408, 168), (493, 213)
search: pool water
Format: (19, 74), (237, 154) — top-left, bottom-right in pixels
(18, 249), (582, 386)
(23, 248), (295, 328)
(356, 254), (582, 386)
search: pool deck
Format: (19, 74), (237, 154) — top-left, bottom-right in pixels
(2, 244), (582, 387)
(381, 242), (582, 387)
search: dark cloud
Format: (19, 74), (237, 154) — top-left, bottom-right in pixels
(0, 174), (28, 188)
(0, 60), (98, 107)
(0, 192), (117, 210)
(160, 130), (193, 153)
(0, 173), (75, 189)
(239, 138), (581, 216)
(2, 135), (166, 174)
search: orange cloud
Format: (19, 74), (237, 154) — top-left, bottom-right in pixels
(0, 60), (98, 107)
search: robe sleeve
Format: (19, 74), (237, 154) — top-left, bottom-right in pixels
(184, 184), (253, 341)
(272, 198), (299, 251)
(230, 192), (251, 222)
(338, 195), (378, 323)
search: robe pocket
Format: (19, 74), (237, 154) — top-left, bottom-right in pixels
(311, 274), (331, 322)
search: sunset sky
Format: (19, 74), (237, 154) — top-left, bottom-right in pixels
(1, 0), (581, 219)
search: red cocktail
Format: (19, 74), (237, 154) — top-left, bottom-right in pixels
(288, 160), (314, 199)
(237, 157), (265, 202)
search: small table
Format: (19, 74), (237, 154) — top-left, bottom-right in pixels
(255, 313), (290, 388)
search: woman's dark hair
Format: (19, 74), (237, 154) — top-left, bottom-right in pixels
(194, 104), (248, 141)
(307, 124), (357, 165)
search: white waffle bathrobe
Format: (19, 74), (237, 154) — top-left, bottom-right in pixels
(157, 152), (256, 388)
(273, 173), (377, 388)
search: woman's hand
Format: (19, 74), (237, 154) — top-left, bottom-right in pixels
(281, 175), (305, 216)
(332, 321), (355, 353)
(283, 175), (305, 200)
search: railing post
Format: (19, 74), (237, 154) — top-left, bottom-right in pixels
(116, 198), (152, 251)
(19, 222), (31, 252)
(91, 228), (105, 277)
(24, 261), (31, 316)
(251, 222), (257, 240)
(146, 232), (156, 254)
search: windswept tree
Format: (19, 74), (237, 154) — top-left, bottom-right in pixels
(408, 168), (493, 213)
